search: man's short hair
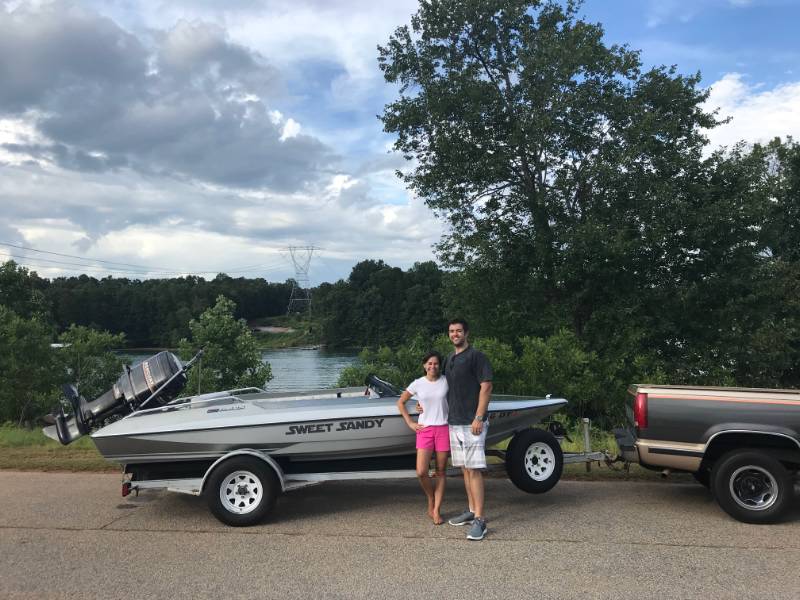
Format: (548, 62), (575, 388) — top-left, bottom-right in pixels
(447, 318), (469, 332)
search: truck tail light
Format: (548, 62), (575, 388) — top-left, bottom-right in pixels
(633, 392), (648, 431)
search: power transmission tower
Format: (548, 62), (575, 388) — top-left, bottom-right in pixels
(286, 246), (319, 314)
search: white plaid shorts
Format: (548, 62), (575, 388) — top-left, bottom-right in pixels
(448, 423), (488, 469)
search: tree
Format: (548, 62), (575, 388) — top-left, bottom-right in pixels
(0, 261), (50, 320)
(379, 0), (719, 347)
(314, 260), (446, 348)
(178, 295), (272, 394)
(0, 306), (59, 424)
(379, 1), (800, 397)
(55, 325), (126, 401)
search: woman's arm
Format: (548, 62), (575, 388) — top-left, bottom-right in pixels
(397, 390), (423, 432)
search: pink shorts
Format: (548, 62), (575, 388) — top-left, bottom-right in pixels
(416, 424), (450, 452)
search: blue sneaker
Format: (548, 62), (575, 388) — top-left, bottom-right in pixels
(448, 509), (474, 526)
(466, 517), (487, 540)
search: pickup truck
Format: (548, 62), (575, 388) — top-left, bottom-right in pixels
(614, 384), (800, 524)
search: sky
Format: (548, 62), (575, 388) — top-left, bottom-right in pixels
(1, 0), (798, 285)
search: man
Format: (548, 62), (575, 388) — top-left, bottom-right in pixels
(443, 318), (493, 541)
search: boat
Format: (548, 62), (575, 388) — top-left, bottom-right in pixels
(44, 350), (570, 526)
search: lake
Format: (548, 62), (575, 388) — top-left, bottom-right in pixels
(121, 348), (359, 392)
(259, 348), (358, 391)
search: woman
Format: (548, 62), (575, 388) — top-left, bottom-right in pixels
(397, 351), (449, 525)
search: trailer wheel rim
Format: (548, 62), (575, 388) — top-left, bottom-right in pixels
(523, 442), (556, 481)
(220, 470), (263, 514)
(729, 465), (778, 511)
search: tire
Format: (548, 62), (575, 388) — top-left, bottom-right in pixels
(205, 456), (279, 526)
(711, 450), (792, 524)
(505, 428), (564, 494)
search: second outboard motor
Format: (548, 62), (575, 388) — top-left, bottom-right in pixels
(48, 351), (197, 445)
(365, 374), (400, 397)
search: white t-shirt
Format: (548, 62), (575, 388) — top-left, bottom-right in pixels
(406, 376), (449, 426)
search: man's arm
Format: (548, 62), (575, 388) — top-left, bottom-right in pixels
(472, 380), (493, 435)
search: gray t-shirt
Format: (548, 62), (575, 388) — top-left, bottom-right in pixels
(444, 346), (493, 426)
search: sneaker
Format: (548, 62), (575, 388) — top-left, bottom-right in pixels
(466, 517), (487, 541)
(448, 509), (475, 527)
(448, 509), (475, 526)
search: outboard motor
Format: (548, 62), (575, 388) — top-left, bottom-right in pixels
(45, 351), (200, 445)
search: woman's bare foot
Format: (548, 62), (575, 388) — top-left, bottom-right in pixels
(431, 512), (444, 525)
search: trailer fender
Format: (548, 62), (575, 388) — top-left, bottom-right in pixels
(201, 450), (286, 493)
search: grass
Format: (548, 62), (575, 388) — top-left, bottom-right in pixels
(0, 424), (116, 472)
(253, 329), (319, 350)
(251, 315), (323, 350)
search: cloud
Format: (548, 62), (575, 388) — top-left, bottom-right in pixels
(0, 157), (441, 283)
(644, 0), (700, 28)
(0, 1), (442, 283)
(703, 73), (800, 149)
(0, 2), (338, 191)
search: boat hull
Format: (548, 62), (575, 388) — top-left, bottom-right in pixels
(91, 390), (568, 466)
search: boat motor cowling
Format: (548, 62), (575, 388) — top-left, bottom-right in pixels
(49, 351), (195, 445)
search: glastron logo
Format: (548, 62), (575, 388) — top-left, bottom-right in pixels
(207, 405), (246, 413)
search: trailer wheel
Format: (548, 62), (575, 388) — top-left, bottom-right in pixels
(205, 456), (279, 526)
(506, 428), (563, 494)
(711, 450), (792, 524)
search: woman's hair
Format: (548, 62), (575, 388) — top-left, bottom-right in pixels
(421, 350), (443, 366)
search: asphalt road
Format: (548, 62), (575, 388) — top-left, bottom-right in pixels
(1, 471), (799, 599)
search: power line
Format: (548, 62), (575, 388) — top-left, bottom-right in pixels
(0, 240), (291, 277)
(0, 250), (189, 275)
(2, 252), (291, 278)
(0, 241), (165, 270)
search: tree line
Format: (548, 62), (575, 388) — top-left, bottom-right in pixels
(1, 265), (294, 347)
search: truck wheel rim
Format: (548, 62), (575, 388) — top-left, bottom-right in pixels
(524, 442), (555, 481)
(220, 470), (263, 514)
(729, 466), (778, 511)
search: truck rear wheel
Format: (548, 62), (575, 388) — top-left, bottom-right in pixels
(506, 428), (563, 494)
(711, 450), (792, 524)
(205, 456), (279, 526)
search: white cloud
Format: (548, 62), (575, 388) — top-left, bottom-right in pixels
(703, 73), (800, 149)
(0, 154), (440, 283)
(645, 0), (699, 28)
(280, 117), (300, 140)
